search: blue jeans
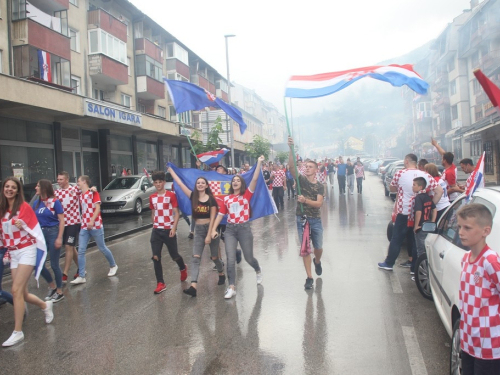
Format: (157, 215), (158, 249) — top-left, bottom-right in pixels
(296, 216), (324, 250)
(0, 248), (13, 304)
(40, 226), (63, 289)
(78, 227), (116, 277)
(385, 214), (416, 267)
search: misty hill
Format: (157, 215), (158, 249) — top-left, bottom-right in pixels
(293, 40), (434, 154)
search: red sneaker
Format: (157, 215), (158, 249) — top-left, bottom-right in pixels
(180, 267), (188, 282)
(62, 274), (68, 282)
(73, 272), (79, 280)
(154, 282), (167, 294)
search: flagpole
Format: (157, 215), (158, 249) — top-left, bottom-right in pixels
(284, 97), (303, 213)
(180, 122), (202, 170)
(225, 34), (236, 169)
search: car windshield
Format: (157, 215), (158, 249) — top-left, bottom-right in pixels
(104, 177), (140, 190)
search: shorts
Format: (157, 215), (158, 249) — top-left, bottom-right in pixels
(63, 224), (81, 246)
(9, 244), (37, 268)
(296, 216), (323, 250)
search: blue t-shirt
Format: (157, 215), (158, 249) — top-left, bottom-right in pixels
(336, 163), (347, 176)
(32, 198), (64, 227)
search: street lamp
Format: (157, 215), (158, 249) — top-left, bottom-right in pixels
(225, 34), (236, 169)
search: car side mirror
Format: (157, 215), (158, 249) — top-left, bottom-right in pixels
(141, 185), (146, 192)
(421, 221), (437, 233)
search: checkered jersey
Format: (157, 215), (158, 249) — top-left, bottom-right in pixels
(460, 246), (500, 359)
(316, 170), (326, 184)
(1, 203), (36, 248)
(219, 189), (253, 224)
(79, 191), (103, 230)
(272, 170), (286, 187)
(391, 169), (438, 215)
(149, 192), (178, 229)
(298, 166), (306, 175)
(55, 185), (81, 226)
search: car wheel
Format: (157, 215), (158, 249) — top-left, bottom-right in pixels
(415, 253), (433, 301)
(387, 221), (393, 241)
(450, 319), (461, 375)
(134, 198), (142, 215)
(384, 187), (389, 196)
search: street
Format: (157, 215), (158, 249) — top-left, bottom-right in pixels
(0, 174), (450, 375)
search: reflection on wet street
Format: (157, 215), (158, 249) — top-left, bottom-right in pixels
(0, 175), (449, 374)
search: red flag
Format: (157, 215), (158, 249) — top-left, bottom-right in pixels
(122, 168), (127, 176)
(143, 168), (150, 178)
(473, 69), (500, 109)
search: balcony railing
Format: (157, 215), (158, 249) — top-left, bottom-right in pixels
(88, 8), (127, 42)
(88, 54), (128, 86)
(135, 38), (163, 62)
(137, 76), (165, 100)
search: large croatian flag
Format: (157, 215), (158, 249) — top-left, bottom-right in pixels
(167, 162), (277, 223)
(285, 64), (429, 98)
(37, 50), (52, 82)
(197, 149), (229, 165)
(466, 152), (485, 202)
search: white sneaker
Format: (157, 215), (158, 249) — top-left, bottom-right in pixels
(43, 301), (54, 324)
(224, 287), (236, 299)
(108, 265), (118, 277)
(70, 276), (86, 285)
(256, 268), (263, 285)
(2, 331), (24, 347)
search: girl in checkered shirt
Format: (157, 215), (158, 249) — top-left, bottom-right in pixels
(457, 203), (500, 374)
(211, 156), (265, 299)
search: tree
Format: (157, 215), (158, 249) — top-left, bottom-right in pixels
(190, 116), (224, 155)
(245, 134), (272, 160)
(276, 151), (289, 164)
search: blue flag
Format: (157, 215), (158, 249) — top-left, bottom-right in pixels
(167, 162), (276, 223)
(164, 79), (247, 134)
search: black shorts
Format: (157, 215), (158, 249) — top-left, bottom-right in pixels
(63, 224), (81, 246)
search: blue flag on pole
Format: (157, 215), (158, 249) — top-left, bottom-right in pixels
(167, 162), (277, 223)
(164, 79), (247, 134)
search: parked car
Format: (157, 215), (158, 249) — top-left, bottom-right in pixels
(384, 164), (404, 197)
(368, 159), (383, 172)
(377, 158), (399, 177)
(99, 175), (157, 215)
(414, 188), (500, 374)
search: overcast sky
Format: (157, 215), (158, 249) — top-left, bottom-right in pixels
(130, 0), (473, 116)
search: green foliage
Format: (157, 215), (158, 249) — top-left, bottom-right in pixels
(276, 151), (289, 164)
(245, 134), (272, 160)
(190, 116), (224, 156)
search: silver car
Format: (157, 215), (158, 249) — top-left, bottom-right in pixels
(100, 175), (156, 215)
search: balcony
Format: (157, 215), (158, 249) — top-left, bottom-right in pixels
(216, 89), (228, 102)
(89, 54), (128, 86)
(481, 50), (500, 75)
(166, 58), (190, 79)
(475, 91), (489, 104)
(30, 0), (69, 11)
(137, 76), (165, 100)
(12, 18), (70, 60)
(432, 97), (450, 111)
(135, 38), (163, 62)
(88, 8), (127, 42)
(433, 72), (449, 91)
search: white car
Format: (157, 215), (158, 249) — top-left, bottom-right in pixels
(415, 187), (500, 374)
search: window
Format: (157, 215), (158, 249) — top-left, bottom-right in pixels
(475, 105), (483, 121)
(70, 29), (80, 52)
(166, 43), (188, 65)
(471, 52), (479, 69)
(127, 57), (131, 76)
(93, 89), (104, 101)
(158, 106), (166, 118)
(451, 105), (458, 120)
(484, 141), (494, 174)
(88, 29), (127, 64)
(449, 79), (457, 96)
(138, 104), (146, 113)
(71, 75), (81, 94)
(215, 79), (228, 92)
(69, 0), (78, 5)
(121, 93), (131, 108)
(135, 55), (163, 81)
(473, 78), (481, 94)
(438, 198), (467, 248)
(470, 140), (481, 157)
(448, 58), (455, 72)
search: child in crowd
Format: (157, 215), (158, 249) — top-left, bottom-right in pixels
(411, 177), (436, 259)
(457, 203), (500, 374)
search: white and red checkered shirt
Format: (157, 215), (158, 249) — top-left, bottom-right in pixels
(149, 191), (178, 229)
(271, 170), (286, 187)
(390, 169), (438, 215)
(219, 189), (253, 224)
(1, 203), (36, 249)
(298, 165), (306, 175)
(316, 170), (327, 184)
(79, 191), (103, 230)
(55, 185), (81, 226)
(460, 245), (500, 359)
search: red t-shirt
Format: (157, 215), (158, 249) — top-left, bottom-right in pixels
(219, 189), (253, 224)
(79, 191), (103, 230)
(441, 164), (459, 201)
(149, 191), (178, 229)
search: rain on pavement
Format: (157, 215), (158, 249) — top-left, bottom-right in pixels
(0, 174), (450, 375)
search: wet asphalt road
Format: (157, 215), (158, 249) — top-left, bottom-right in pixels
(0, 174), (450, 375)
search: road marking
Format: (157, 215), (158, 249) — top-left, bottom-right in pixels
(402, 326), (428, 375)
(390, 273), (403, 294)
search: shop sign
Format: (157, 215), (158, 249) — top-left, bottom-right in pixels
(85, 99), (142, 127)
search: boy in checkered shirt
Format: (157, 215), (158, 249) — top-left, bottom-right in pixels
(457, 203), (500, 374)
(149, 171), (187, 295)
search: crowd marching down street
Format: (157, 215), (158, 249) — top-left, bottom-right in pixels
(0, 135), (498, 375)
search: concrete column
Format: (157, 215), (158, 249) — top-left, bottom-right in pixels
(98, 129), (112, 188)
(132, 135), (138, 174)
(53, 122), (63, 179)
(157, 139), (163, 171)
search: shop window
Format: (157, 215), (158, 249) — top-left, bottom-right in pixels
(0, 146), (55, 184)
(82, 130), (98, 149)
(484, 141), (494, 174)
(0, 117), (53, 144)
(110, 135), (132, 152)
(470, 140), (482, 157)
(137, 140), (157, 173)
(111, 154), (133, 178)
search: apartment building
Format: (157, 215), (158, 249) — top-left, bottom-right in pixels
(0, 0), (262, 189)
